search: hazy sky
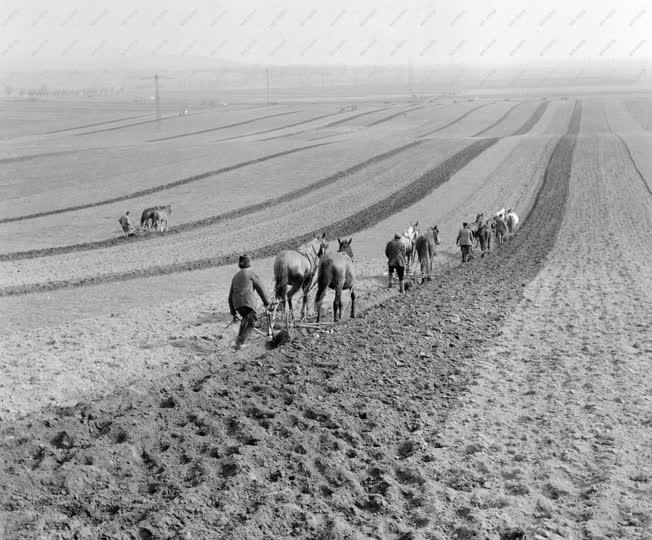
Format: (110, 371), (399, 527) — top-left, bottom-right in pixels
(1, 0), (649, 70)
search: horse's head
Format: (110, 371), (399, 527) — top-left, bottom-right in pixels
(475, 213), (484, 225)
(166, 204), (172, 214)
(431, 225), (440, 245)
(337, 237), (354, 259)
(404, 221), (420, 241)
(312, 232), (328, 258)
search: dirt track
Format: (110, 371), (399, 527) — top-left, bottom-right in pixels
(0, 103), (590, 538)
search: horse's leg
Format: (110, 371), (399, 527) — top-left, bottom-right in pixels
(299, 278), (311, 320)
(333, 286), (342, 322)
(286, 282), (301, 316)
(350, 287), (356, 319)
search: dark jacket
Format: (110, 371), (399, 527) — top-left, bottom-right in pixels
(385, 238), (407, 267)
(228, 268), (269, 315)
(494, 216), (507, 233)
(456, 228), (473, 246)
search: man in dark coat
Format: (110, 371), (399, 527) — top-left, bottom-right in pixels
(456, 223), (473, 263)
(385, 233), (407, 292)
(228, 254), (270, 350)
(118, 211), (135, 237)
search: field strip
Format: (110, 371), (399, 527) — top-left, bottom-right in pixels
(211, 110), (348, 142)
(0, 139), (497, 296)
(147, 110), (302, 142)
(418, 103), (490, 137)
(0, 143), (329, 225)
(471, 102), (521, 136)
(366, 106), (425, 127)
(43, 114), (151, 134)
(511, 101), (550, 135)
(0, 141), (423, 261)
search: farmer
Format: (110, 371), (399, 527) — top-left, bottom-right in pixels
(494, 214), (507, 245)
(456, 222), (473, 263)
(228, 254), (270, 350)
(118, 211), (135, 237)
(385, 233), (407, 292)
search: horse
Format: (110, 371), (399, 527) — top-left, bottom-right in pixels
(315, 238), (356, 323)
(506, 208), (519, 233)
(273, 233), (328, 320)
(400, 221), (420, 274)
(475, 217), (494, 255)
(496, 207), (506, 219)
(153, 208), (170, 232)
(415, 225), (440, 282)
(141, 204), (172, 229)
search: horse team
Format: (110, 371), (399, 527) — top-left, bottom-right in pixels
(140, 204), (172, 232)
(273, 207), (519, 322)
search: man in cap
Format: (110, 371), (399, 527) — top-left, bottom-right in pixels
(385, 233), (407, 292)
(456, 222), (473, 263)
(228, 254), (270, 350)
(118, 211), (135, 237)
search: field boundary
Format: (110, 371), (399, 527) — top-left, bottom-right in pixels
(512, 101), (550, 136)
(0, 143), (331, 225)
(148, 110), (302, 142)
(0, 141), (423, 261)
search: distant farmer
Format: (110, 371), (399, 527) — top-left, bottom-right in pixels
(118, 211), (135, 237)
(456, 222), (473, 263)
(228, 254), (270, 350)
(385, 233), (407, 292)
(494, 214), (507, 245)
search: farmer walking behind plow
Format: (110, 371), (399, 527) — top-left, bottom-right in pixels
(228, 254), (270, 350)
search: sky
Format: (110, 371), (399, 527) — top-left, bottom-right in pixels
(1, 0), (649, 71)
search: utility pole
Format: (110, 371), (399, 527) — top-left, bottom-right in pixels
(154, 74), (161, 124)
(266, 68), (270, 105)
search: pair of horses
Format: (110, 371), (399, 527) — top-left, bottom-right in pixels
(399, 222), (441, 282)
(141, 204), (172, 232)
(273, 233), (355, 323)
(471, 208), (519, 254)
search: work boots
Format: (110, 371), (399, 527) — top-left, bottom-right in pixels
(399, 280), (405, 293)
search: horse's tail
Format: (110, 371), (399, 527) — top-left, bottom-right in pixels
(314, 258), (332, 309)
(273, 255), (288, 301)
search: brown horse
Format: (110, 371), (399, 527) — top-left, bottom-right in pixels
(474, 215), (494, 255)
(141, 204), (172, 229)
(274, 233), (328, 320)
(415, 225), (440, 282)
(315, 238), (356, 323)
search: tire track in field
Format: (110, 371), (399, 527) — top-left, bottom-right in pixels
(418, 103), (490, 137)
(0, 141), (422, 261)
(471, 102), (522, 137)
(148, 110), (302, 142)
(211, 110), (348, 143)
(366, 106), (425, 127)
(44, 114), (151, 134)
(0, 143), (329, 225)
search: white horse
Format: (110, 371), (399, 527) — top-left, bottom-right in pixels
(400, 221), (420, 273)
(495, 207), (506, 219)
(506, 208), (519, 233)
